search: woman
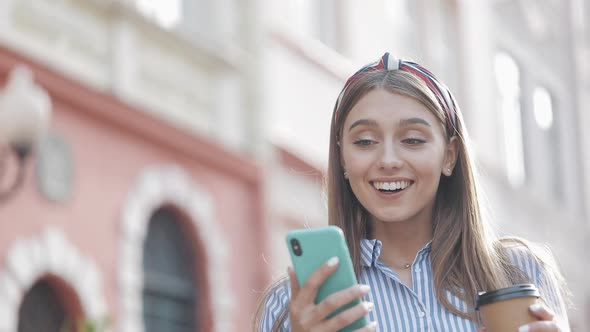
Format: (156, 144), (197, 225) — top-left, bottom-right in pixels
(255, 53), (570, 332)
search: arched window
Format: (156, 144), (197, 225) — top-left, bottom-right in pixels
(143, 207), (197, 331)
(494, 52), (526, 187)
(18, 279), (70, 332)
(529, 85), (562, 199)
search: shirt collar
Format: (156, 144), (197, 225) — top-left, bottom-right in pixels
(360, 238), (433, 267)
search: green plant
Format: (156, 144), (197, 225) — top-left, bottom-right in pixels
(60, 317), (110, 332)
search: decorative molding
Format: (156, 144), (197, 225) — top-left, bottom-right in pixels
(0, 46), (260, 185)
(0, 227), (107, 332)
(119, 165), (233, 332)
(36, 132), (75, 203)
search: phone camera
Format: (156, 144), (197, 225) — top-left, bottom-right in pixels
(291, 238), (302, 256)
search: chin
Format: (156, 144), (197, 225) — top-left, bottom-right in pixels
(368, 203), (432, 224)
(371, 210), (415, 224)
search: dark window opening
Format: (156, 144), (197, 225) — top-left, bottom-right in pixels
(18, 280), (69, 332)
(143, 207), (198, 332)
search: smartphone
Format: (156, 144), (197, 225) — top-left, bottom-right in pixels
(286, 225), (368, 331)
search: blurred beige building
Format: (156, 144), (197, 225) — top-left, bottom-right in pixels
(0, 0), (588, 331)
(259, 0), (590, 330)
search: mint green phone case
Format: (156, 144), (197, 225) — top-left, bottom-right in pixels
(286, 226), (368, 331)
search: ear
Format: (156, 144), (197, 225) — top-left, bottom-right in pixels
(442, 136), (459, 176)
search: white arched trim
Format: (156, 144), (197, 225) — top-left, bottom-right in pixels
(0, 227), (107, 331)
(119, 165), (233, 332)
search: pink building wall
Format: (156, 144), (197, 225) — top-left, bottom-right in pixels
(0, 47), (268, 331)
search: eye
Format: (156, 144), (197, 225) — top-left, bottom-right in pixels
(353, 139), (376, 147)
(402, 138), (426, 145)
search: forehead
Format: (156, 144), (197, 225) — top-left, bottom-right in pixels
(344, 89), (440, 128)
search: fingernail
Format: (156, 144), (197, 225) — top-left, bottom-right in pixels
(518, 325), (530, 332)
(359, 284), (371, 294)
(326, 256), (339, 267)
(367, 321), (378, 331)
(363, 302), (375, 311)
(529, 303), (542, 312)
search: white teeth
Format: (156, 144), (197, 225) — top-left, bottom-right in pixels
(373, 181), (412, 191)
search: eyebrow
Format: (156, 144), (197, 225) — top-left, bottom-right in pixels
(348, 119), (378, 132)
(399, 117), (431, 128)
(348, 117), (431, 132)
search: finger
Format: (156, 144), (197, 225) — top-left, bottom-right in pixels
(352, 321), (378, 332)
(287, 266), (300, 297)
(319, 301), (374, 331)
(310, 284), (371, 323)
(298, 256), (340, 304)
(529, 303), (555, 321)
(477, 328), (487, 332)
(518, 321), (559, 332)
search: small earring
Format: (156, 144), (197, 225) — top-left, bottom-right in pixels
(344, 171), (348, 179)
(447, 168), (452, 175)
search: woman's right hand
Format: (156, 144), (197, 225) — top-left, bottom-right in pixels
(287, 257), (377, 332)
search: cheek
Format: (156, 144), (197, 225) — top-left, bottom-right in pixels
(342, 151), (373, 175)
(408, 150), (446, 176)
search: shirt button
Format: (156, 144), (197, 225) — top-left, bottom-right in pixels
(415, 267), (422, 272)
(418, 311), (426, 318)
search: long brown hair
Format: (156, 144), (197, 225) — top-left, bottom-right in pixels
(328, 69), (525, 318)
(254, 68), (569, 330)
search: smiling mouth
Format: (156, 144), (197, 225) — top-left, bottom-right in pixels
(371, 180), (414, 193)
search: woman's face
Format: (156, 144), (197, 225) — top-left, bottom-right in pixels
(340, 89), (457, 225)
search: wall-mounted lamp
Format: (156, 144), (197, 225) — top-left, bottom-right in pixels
(0, 65), (52, 202)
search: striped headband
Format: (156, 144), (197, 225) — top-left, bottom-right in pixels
(335, 52), (460, 136)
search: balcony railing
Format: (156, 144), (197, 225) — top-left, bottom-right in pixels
(0, 0), (241, 137)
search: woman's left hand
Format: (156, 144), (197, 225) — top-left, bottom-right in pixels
(477, 303), (560, 332)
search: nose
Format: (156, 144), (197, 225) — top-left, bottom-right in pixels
(378, 141), (403, 170)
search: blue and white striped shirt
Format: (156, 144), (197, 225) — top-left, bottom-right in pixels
(260, 239), (570, 331)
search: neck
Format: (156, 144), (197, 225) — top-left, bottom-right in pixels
(370, 216), (433, 267)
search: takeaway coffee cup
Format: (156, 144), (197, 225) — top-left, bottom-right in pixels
(475, 284), (540, 332)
